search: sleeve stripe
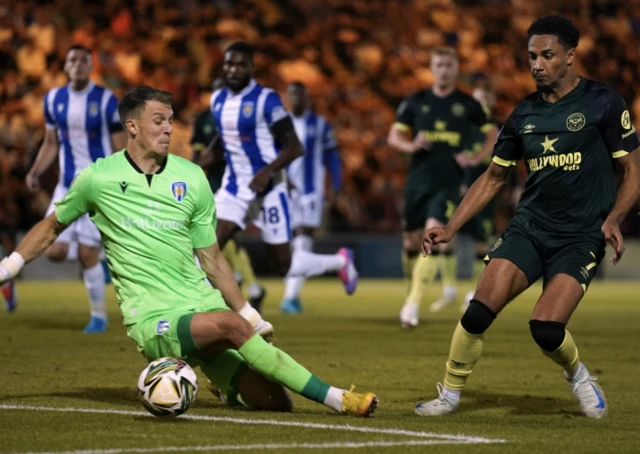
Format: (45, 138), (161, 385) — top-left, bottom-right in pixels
(492, 156), (518, 167)
(393, 122), (411, 132)
(479, 123), (495, 133)
(611, 150), (630, 158)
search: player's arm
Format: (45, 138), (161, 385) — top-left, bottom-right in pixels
(0, 167), (94, 284)
(189, 170), (272, 337)
(466, 99), (499, 166)
(423, 111), (522, 254)
(26, 127), (59, 192)
(323, 122), (343, 192)
(598, 91), (640, 263)
(106, 91), (126, 152)
(387, 98), (430, 154)
(250, 92), (302, 192)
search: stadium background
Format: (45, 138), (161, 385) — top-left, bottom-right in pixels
(3, 2), (640, 453)
(1, 0), (640, 276)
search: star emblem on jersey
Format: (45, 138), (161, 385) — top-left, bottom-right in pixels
(434, 120), (447, 131)
(566, 113), (586, 132)
(171, 182), (188, 202)
(119, 181), (129, 193)
(541, 135), (559, 153)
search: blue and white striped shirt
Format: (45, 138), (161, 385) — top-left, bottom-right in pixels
(44, 82), (120, 188)
(288, 110), (342, 196)
(210, 80), (290, 200)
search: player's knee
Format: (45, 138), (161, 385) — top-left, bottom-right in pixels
(529, 320), (566, 352)
(45, 244), (67, 262)
(271, 254), (291, 277)
(460, 299), (496, 335)
(78, 245), (99, 269)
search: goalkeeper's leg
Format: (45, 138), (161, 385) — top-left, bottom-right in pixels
(184, 311), (378, 417)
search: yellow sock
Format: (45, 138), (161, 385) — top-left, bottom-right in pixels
(237, 247), (258, 287)
(542, 330), (580, 376)
(401, 250), (418, 290)
(443, 322), (484, 391)
(222, 240), (240, 270)
(441, 253), (457, 290)
(406, 255), (438, 305)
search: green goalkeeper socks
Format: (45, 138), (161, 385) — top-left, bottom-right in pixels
(238, 334), (331, 403)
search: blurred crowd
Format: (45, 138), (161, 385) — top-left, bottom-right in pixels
(1, 0), (640, 236)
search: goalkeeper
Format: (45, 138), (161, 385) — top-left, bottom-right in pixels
(0, 85), (378, 417)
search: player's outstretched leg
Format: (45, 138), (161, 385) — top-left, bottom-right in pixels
(1, 232), (18, 312)
(530, 274), (606, 419)
(281, 233), (313, 314)
(269, 243), (358, 296)
(79, 244), (108, 334)
(189, 311), (378, 417)
(415, 258), (528, 416)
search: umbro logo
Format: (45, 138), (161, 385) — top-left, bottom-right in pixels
(119, 181), (129, 193)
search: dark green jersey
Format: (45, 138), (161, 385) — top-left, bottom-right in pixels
(493, 77), (639, 233)
(462, 126), (491, 186)
(395, 89), (493, 192)
(191, 109), (226, 193)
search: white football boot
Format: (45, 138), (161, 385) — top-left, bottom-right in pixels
(415, 383), (459, 416)
(399, 300), (419, 328)
(566, 363), (607, 419)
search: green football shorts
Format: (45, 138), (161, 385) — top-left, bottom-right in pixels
(127, 297), (248, 403)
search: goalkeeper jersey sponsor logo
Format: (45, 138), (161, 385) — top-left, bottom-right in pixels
(120, 216), (187, 230)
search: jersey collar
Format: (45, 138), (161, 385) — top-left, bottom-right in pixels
(227, 79), (257, 98)
(124, 150), (168, 174)
(68, 81), (95, 95)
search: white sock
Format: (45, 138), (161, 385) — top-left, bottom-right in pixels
(323, 386), (344, 412)
(83, 263), (106, 320)
(442, 386), (461, 402)
(286, 251), (346, 278)
(283, 235), (314, 299)
(444, 285), (457, 299)
(565, 362), (587, 382)
(66, 242), (79, 261)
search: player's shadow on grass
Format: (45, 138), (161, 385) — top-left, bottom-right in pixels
(1, 387), (211, 410)
(17, 318), (86, 331)
(463, 390), (582, 417)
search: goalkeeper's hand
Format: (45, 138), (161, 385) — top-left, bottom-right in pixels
(239, 302), (274, 342)
(0, 253), (24, 285)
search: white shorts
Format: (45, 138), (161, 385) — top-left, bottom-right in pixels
(215, 183), (292, 245)
(46, 184), (102, 248)
(290, 189), (323, 229)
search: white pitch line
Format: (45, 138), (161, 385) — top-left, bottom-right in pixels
(0, 404), (507, 445)
(15, 440), (490, 454)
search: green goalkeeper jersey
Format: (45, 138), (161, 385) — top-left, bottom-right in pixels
(55, 150), (221, 326)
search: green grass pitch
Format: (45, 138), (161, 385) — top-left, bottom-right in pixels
(1, 279), (639, 453)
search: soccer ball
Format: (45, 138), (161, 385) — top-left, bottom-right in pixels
(137, 357), (198, 417)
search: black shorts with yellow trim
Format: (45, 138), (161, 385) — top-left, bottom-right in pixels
(403, 185), (460, 232)
(486, 215), (605, 292)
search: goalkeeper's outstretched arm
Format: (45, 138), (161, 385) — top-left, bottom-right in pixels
(0, 213), (68, 284)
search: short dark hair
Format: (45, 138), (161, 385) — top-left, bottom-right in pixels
(288, 81), (306, 90)
(225, 41), (254, 62)
(67, 44), (92, 56)
(118, 85), (173, 126)
(527, 15), (580, 49)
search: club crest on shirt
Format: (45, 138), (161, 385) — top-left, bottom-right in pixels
(171, 181), (187, 202)
(88, 102), (100, 118)
(566, 112), (585, 132)
(451, 102), (465, 117)
(242, 102), (255, 118)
